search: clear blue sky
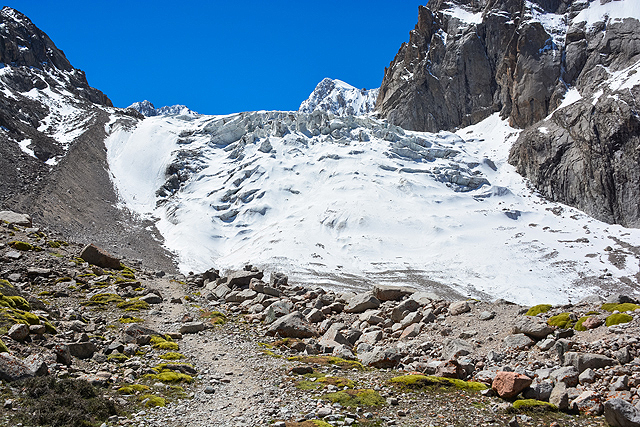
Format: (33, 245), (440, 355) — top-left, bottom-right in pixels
(5, 1), (422, 114)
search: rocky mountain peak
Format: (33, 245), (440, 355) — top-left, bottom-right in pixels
(0, 7), (72, 71)
(127, 100), (196, 117)
(299, 77), (378, 116)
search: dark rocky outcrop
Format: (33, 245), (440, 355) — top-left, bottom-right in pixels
(377, 0), (640, 227)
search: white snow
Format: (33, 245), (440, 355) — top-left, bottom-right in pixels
(105, 111), (640, 305)
(17, 138), (35, 158)
(443, 5), (483, 25)
(574, 0), (640, 27)
(299, 78), (378, 116)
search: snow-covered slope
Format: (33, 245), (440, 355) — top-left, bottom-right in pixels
(105, 109), (640, 305)
(128, 100), (197, 117)
(299, 78), (378, 116)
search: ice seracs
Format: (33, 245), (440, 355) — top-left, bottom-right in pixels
(299, 78), (378, 116)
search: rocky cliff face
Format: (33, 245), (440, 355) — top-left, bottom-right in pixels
(299, 78), (379, 116)
(377, 0), (640, 227)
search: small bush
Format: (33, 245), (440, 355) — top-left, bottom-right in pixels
(606, 313), (633, 327)
(526, 304), (552, 316)
(13, 377), (119, 427)
(547, 312), (573, 329)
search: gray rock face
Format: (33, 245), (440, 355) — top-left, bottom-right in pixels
(0, 353), (34, 381)
(563, 352), (617, 373)
(358, 346), (402, 368)
(266, 311), (317, 338)
(511, 316), (554, 340)
(67, 341), (98, 359)
(345, 292), (380, 313)
(0, 210), (31, 227)
(605, 398), (640, 427)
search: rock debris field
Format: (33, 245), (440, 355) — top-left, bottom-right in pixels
(1, 210), (640, 427)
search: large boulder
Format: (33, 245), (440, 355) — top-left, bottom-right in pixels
(0, 353), (34, 381)
(604, 398), (640, 427)
(227, 270), (263, 288)
(492, 371), (532, 399)
(67, 342), (98, 359)
(511, 316), (554, 339)
(0, 210), (32, 227)
(266, 312), (317, 338)
(358, 346), (403, 369)
(563, 352), (616, 373)
(79, 244), (121, 270)
(345, 292), (380, 314)
(372, 285), (414, 302)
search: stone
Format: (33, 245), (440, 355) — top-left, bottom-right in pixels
(0, 353), (34, 381)
(79, 244), (121, 270)
(583, 316), (604, 330)
(479, 311), (495, 320)
(357, 330), (383, 346)
(68, 342), (98, 359)
(214, 283), (232, 300)
(179, 322), (207, 334)
(511, 316), (554, 339)
(204, 385), (215, 394)
(372, 285), (414, 301)
(400, 323), (422, 340)
(225, 289), (257, 303)
(409, 292), (437, 306)
(536, 338), (555, 351)
(549, 383), (569, 411)
(23, 354), (48, 376)
(264, 300), (294, 324)
(358, 346), (402, 369)
(391, 299), (420, 322)
(570, 390), (603, 415)
(563, 352), (616, 373)
(140, 293), (163, 304)
(550, 366), (579, 387)
(442, 338), (473, 360)
(227, 270), (263, 288)
(306, 308), (325, 323)
(605, 398), (640, 427)
(522, 380), (553, 402)
(579, 368), (597, 385)
(8, 323), (29, 341)
(0, 211), (32, 227)
(360, 310), (384, 325)
(266, 312), (317, 338)
(29, 324), (46, 335)
(503, 334), (534, 350)
(344, 292), (380, 313)
(492, 372), (533, 399)
(270, 272), (288, 288)
(4, 250), (21, 260)
(400, 311), (422, 328)
(449, 301), (470, 315)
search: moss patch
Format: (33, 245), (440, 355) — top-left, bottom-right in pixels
(0, 293), (31, 311)
(107, 352), (129, 363)
(601, 303), (640, 313)
(143, 371), (194, 384)
(606, 313), (633, 327)
(389, 375), (488, 391)
(0, 338), (8, 353)
(510, 399), (558, 413)
(82, 293), (124, 307)
(116, 297), (149, 312)
(138, 394), (166, 407)
(526, 304), (552, 316)
(151, 335), (180, 351)
(322, 389), (385, 408)
(159, 352), (186, 360)
(9, 241), (38, 251)
(200, 310), (227, 325)
(118, 316), (145, 323)
(547, 312), (573, 329)
(287, 355), (365, 371)
(117, 384), (150, 395)
(574, 316), (590, 331)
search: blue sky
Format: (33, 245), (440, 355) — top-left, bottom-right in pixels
(6, 1), (421, 114)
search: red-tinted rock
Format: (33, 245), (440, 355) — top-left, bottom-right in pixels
(492, 371), (533, 399)
(79, 244), (121, 270)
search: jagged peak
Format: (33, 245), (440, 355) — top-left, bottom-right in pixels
(299, 77), (379, 116)
(127, 100), (197, 117)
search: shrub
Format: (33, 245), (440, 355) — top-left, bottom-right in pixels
(525, 304), (552, 316)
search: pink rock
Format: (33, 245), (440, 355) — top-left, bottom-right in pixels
(492, 371), (532, 399)
(583, 316), (603, 330)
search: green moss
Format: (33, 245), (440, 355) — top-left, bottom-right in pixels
(107, 352), (129, 363)
(526, 304), (552, 316)
(296, 380), (323, 390)
(510, 399), (558, 413)
(139, 394), (166, 407)
(38, 291), (54, 296)
(0, 307), (41, 327)
(151, 335), (179, 351)
(287, 355), (365, 371)
(117, 297), (149, 311)
(9, 241), (34, 251)
(43, 320), (57, 334)
(82, 293), (124, 307)
(54, 277), (73, 284)
(118, 316), (145, 323)
(606, 313), (633, 327)
(143, 371), (193, 384)
(318, 376), (355, 388)
(117, 384), (150, 395)
(200, 310), (227, 325)
(389, 375), (488, 391)
(547, 312), (573, 329)
(159, 352), (186, 360)
(574, 316), (590, 331)
(0, 293), (31, 311)
(0, 338), (8, 353)
(323, 389), (385, 408)
(601, 303), (640, 313)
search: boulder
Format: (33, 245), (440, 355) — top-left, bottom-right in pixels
(266, 312), (317, 338)
(571, 391), (603, 415)
(511, 316), (554, 339)
(605, 397), (640, 427)
(372, 285), (414, 301)
(23, 354), (48, 376)
(214, 283), (232, 300)
(53, 343), (71, 365)
(269, 272), (288, 288)
(449, 301), (470, 315)
(306, 308), (325, 323)
(79, 244), (121, 270)
(140, 293), (163, 304)
(503, 334), (534, 350)
(549, 383), (569, 411)
(550, 366), (579, 387)
(225, 289), (257, 303)
(400, 323), (422, 340)
(492, 371), (533, 399)
(8, 323), (29, 342)
(442, 338), (473, 360)
(582, 316), (603, 330)
(227, 270), (263, 288)
(358, 346), (402, 368)
(0, 210), (32, 227)
(522, 380), (553, 402)
(264, 300), (294, 324)
(345, 292), (380, 313)
(563, 352), (616, 373)
(391, 299), (421, 322)
(0, 353), (34, 381)
(68, 342), (98, 359)
(179, 322), (207, 334)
